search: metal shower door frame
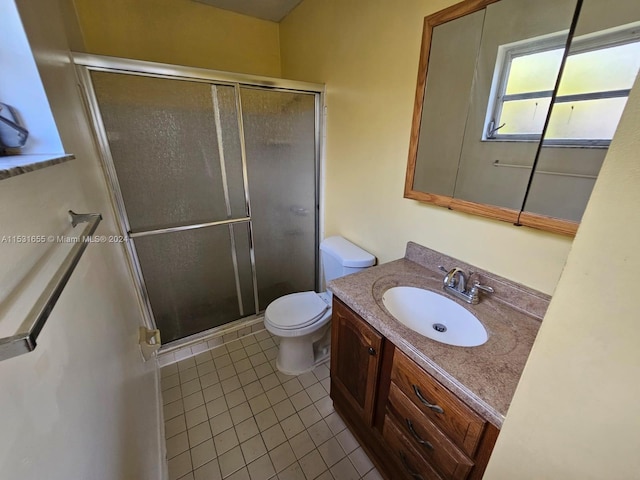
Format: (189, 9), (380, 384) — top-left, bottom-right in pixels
(74, 53), (325, 346)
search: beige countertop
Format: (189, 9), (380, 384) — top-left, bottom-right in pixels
(327, 242), (549, 428)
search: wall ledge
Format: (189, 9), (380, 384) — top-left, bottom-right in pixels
(0, 154), (75, 180)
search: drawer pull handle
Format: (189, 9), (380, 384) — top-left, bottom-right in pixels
(405, 419), (434, 450)
(399, 451), (425, 480)
(368, 346), (376, 356)
(412, 385), (444, 414)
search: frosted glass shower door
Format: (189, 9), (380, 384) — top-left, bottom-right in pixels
(240, 88), (318, 310)
(91, 72), (255, 343)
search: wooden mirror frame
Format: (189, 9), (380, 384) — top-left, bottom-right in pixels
(404, 0), (579, 237)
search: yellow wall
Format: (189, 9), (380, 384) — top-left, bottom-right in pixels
(279, 0), (573, 295)
(484, 73), (640, 479)
(72, 0), (281, 77)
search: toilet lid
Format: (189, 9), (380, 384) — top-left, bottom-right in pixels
(265, 292), (329, 330)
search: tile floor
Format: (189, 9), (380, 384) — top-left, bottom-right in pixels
(161, 329), (383, 480)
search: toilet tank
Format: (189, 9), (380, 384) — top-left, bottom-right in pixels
(320, 236), (376, 283)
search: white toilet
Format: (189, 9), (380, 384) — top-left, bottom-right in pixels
(264, 236), (375, 375)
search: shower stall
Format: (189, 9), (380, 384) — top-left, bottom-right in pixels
(76, 55), (323, 346)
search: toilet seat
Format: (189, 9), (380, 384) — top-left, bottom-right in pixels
(264, 291), (329, 330)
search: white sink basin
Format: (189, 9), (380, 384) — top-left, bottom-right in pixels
(382, 287), (488, 347)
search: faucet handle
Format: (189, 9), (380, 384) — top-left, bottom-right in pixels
(472, 281), (494, 294)
(438, 265), (449, 274)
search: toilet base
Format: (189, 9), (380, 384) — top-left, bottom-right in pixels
(274, 322), (331, 375)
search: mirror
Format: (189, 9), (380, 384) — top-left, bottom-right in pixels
(522, 0), (640, 232)
(405, 0), (640, 235)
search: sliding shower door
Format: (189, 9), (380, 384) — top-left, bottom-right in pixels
(240, 88), (318, 310)
(83, 64), (320, 345)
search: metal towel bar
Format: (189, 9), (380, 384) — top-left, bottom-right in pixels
(492, 160), (597, 179)
(0, 211), (102, 361)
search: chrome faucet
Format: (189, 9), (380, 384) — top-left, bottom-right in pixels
(438, 266), (494, 304)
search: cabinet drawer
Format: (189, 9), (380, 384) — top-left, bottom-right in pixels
(388, 383), (473, 480)
(383, 414), (443, 480)
(391, 350), (485, 456)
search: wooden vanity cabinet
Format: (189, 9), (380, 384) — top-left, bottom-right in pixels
(330, 296), (384, 426)
(330, 297), (500, 480)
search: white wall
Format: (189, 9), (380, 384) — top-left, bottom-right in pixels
(485, 72), (640, 479)
(0, 1), (162, 478)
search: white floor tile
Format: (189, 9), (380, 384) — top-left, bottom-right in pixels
(276, 461), (305, 480)
(255, 408), (279, 432)
(230, 402), (253, 425)
(200, 371), (220, 388)
(282, 378), (303, 396)
(185, 405), (208, 429)
(182, 378), (202, 397)
(166, 431), (189, 460)
(336, 428), (359, 454)
(227, 467), (250, 480)
(222, 376), (242, 394)
(298, 404), (322, 428)
(325, 412), (347, 435)
(225, 388), (247, 409)
(235, 417), (259, 443)
(248, 393), (271, 415)
(308, 420), (333, 447)
(273, 399), (296, 422)
(214, 427), (239, 456)
(218, 445), (244, 478)
(280, 414), (304, 439)
(164, 399), (185, 421)
(206, 396), (229, 418)
(190, 438), (217, 470)
(269, 442), (297, 473)
(362, 468), (383, 480)
(165, 415), (187, 439)
(306, 383), (327, 403)
(289, 430), (314, 460)
(193, 459), (222, 480)
(183, 391), (206, 412)
(168, 450), (192, 480)
(180, 367), (199, 384)
(203, 383), (224, 403)
(240, 434), (267, 464)
(317, 438), (345, 468)
(265, 385), (287, 406)
(261, 423), (287, 451)
(299, 449), (328, 480)
(290, 391), (312, 412)
(164, 386), (183, 405)
(210, 412), (234, 436)
(246, 453), (276, 480)
(160, 334), (379, 480)
(162, 374), (180, 391)
(349, 447), (374, 477)
(188, 421), (212, 447)
(330, 456), (360, 480)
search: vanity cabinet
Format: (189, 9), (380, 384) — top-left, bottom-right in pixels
(330, 297), (499, 480)
(330, 296), (384, 426)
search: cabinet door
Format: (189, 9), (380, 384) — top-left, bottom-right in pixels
(330, 298), (384, 426)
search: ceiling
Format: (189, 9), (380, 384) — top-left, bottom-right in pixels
(193, 0), (304, 22)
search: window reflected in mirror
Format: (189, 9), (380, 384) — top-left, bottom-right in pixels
(522, 10), (640, 226)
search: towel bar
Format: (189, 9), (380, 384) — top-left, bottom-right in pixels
(0, 211), (102, 361)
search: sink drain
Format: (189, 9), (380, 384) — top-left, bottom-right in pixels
(432, 323), (447, 333)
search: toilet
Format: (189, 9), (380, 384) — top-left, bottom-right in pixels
(264, 236), (375, 375)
